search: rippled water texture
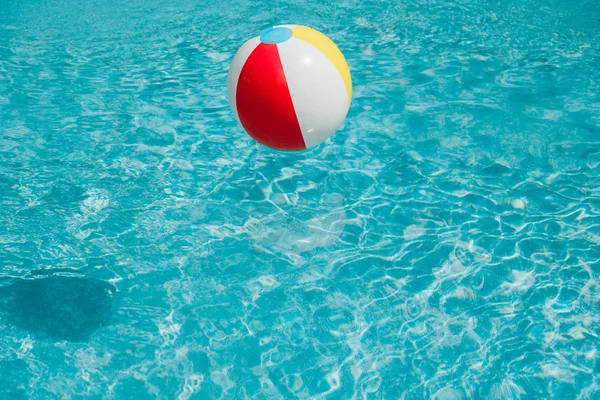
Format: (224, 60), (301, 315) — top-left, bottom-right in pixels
(1, 0), (599, 398)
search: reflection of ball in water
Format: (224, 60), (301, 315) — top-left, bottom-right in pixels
(227, 25), (352, 151)
(248, 193), (347, 254)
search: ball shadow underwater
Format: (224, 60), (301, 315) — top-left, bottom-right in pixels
(0, 275), (115, 342)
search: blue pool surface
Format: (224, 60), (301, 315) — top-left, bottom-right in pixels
(1, 0), (599, 398)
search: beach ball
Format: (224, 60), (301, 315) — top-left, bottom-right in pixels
(227, 25), (352, 151)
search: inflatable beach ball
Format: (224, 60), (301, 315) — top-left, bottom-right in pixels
(227, 25), (352, 151)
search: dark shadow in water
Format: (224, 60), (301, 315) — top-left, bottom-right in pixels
(0, 276), (115, 342)
(0, 359), (29, 399)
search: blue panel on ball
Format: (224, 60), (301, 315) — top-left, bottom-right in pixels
(260, 27), (293, 44)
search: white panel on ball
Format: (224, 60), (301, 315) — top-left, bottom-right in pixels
(277, 37), (349, 149)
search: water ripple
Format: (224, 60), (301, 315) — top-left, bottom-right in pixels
(1, 0), (599, 398)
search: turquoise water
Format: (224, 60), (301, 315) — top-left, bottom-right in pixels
(1, 0), (599, 398)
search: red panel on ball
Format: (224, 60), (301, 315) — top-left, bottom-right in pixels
(236, 43), (306, 151)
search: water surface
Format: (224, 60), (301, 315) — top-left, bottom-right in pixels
(0, 0), (599, 398)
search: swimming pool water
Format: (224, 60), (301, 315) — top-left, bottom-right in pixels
(0, 0), (599, 398)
